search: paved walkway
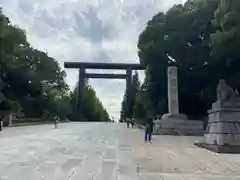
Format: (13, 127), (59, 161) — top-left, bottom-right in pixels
(0, 123), (240, 180)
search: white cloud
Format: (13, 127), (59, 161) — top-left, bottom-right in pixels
(0, 0), (185, 119)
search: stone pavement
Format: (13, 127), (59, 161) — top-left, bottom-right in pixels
(0, 123), (240, 180)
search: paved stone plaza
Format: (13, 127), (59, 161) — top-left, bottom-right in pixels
(0, 123), (240, 180)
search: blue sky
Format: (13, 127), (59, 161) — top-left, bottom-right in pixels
(0, 0), (185, 119)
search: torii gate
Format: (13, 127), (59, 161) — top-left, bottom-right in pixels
(64, 62), (145, 121)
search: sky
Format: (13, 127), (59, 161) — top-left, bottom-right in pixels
(0, 0), (185, 119)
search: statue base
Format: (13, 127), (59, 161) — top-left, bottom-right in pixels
(195, 100), (240, 153)
(153, 113), (204, 136)
(195, 143), (240, 154)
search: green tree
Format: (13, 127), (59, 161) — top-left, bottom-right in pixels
(0, 8), (69, 120)
(212, 0), (240, 60)
(137, 0), (220, 119)
(69, 83), (110, 122)
(0, 8), (110, 122)
(129, 71), (141, 117)
(211, 0), (240, 89)
(120, 92), (127, 122)
(120, 71), (142, 121)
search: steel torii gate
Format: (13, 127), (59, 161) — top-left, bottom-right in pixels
(64, 62), (145, 121)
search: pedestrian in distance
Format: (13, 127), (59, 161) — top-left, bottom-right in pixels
(0, 115), (4, 131)
(144, 117), (154, 143)
(126, 118), (130, 128)
(53, 116), (59, 128)
(131, 118), (134, 128)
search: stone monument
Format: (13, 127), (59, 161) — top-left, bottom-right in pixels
(195, 79), (240, 153)
(163, 66), (187, 120)
(153, 66), (204, 135)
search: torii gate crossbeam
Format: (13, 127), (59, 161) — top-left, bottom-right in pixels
(64, 62), (145, 121)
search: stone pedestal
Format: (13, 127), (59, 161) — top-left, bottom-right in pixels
(0, 110), (12, 127)
(153, 114), (204, 136)
(5, 112), (13, 126)
(195, 100), (240, 153)
(153, 66), (204, 136)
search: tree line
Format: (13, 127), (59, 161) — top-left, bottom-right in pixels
(0, 8), (110, 122)
(121, 0), (240, 124)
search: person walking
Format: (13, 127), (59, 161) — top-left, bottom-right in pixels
(53, 116), (59, 128)
(126, 118), (130, 128)
(131, 118), (134, 128)
(144, 117), (154, 143)
(0, 115), (4, 131)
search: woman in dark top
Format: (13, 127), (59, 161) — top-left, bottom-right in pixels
(144, 117), (154, 143)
